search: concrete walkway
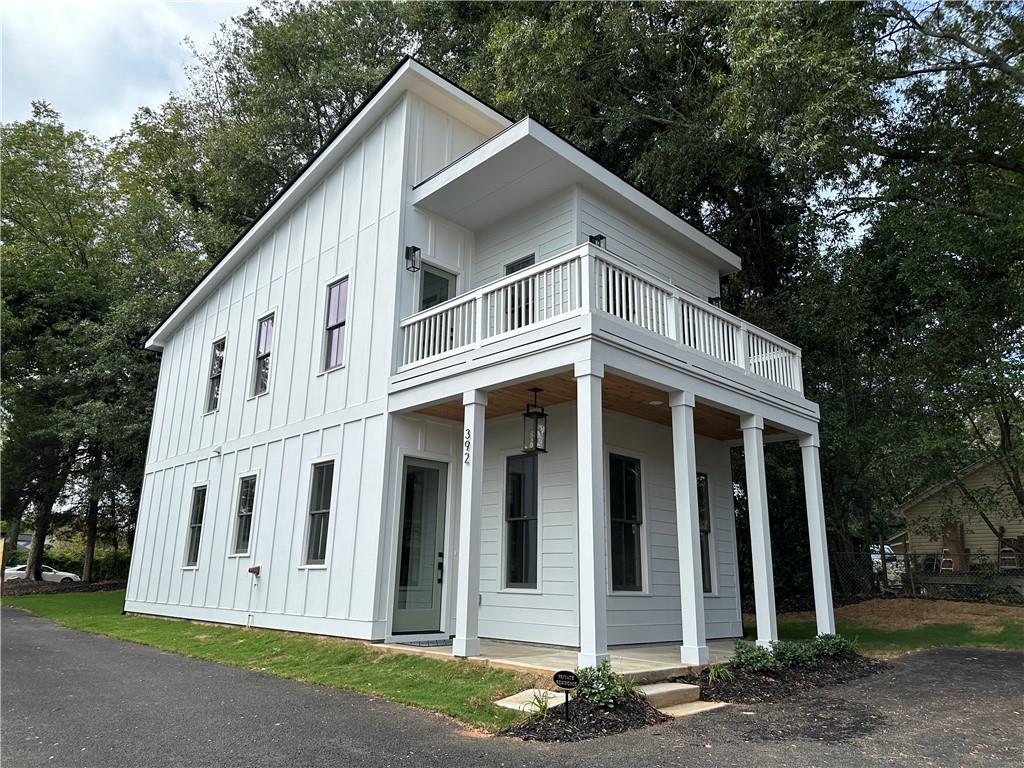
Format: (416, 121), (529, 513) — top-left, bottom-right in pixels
(379, 637), (736, 681)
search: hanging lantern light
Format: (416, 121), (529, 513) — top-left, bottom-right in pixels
(404, 245), (422, 272)
(522, 387), (548, 454)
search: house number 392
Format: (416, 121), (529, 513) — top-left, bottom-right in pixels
(464, 429), (472, 464)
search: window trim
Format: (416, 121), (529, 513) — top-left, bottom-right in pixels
(604, 447), (651, 596)
(248, 310), (277, 399)
(417, 260), (460, 312)
(203, 334), (228, 415)
(302, 456), (338, 566)
(498, 450), (543, 593)
(229, 471), (260, 558)
(696, 467), (719, 596)
(319, 275), (351, 374)
(182, 483), (208, 569)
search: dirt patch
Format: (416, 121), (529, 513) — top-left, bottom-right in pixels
(757, 597), (1024, 633)
(737, 698), (888, 742)
(679, 655), (886, 704)
(498, 694), (669, 742)
(2, 580), (127, 597)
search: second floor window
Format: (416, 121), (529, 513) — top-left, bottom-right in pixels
(206, 338), (226, 413)
(252, 314), (274, 395)
(184, 486), (206, 567)
(233, 475), (257, 554)
(323, 278), (348, 370)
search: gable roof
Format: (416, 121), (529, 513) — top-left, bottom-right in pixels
(895, 458), (997, 516)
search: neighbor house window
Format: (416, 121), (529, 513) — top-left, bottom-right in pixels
(323, 279), (348, 370)
(609, 453), (643, 591)
(233, 475), (257, 554)
(252, 314), (274, 395)
(697, 472), (713, 593)
(305, 461), (334, 565)
(205, 338), (226, 413)
(505, 454), (538, 588)
(184, 486), (207, 567)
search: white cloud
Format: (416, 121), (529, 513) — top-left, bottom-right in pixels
(2, 0), (254, 138)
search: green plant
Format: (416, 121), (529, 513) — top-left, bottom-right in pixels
(528, 690), (551, 721)
(812, 633), (859, 659)
(705, 664), (734, 683)
(731, 641), (780, 673)
(771, 640), (818, 669)
(574, 659), (637, 709)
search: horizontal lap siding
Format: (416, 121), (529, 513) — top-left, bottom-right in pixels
(579, 190), (720, 300)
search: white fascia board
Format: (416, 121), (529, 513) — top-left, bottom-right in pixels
(145, 59), (509, 351)
(412, 118), (742, 275)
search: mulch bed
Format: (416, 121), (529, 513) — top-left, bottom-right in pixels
(3, 580), (127, 597)
(678, 655), (887, 704)
(499, 694), (670, 742)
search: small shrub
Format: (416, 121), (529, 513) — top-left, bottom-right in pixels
(705, 664), (734, 683)
(528, 690), (550, 721)
(575, 659), (637, 709)
(812, 633), (859, 659)
(731, 641), (780, 673)
(771, 640), (818, 669)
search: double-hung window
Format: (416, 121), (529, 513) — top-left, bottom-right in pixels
(305, 461), (334, 565)
(252, 314), (274, 395)
(206, 338), (226, 413)
(323, 278), (348, 371)
(504, 454), (538, 589)
(233, 475), (257, 554)
(697, 472), (713, 593)
(609, 453), (644, 591)
(184, 486), (207, 567)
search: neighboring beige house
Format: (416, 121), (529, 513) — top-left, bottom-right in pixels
(897, 459), (1024, 571)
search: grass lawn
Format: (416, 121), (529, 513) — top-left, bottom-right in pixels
(745, 599), (1024, 656)
(2, 590), (530, 731)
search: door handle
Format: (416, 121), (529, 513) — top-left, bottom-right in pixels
(436, 561), (443, 584)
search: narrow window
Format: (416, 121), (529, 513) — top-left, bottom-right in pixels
(306, 461), (334, 565)
(505, 454), (538, 588)
(205, 338), (226, 413)
(233, 475), (257, 554)
(504, 254), (536, 329)
(697, 472), (713, 593)
(252, 314), (274, 395)
(185, 486), (207, 567)
(323, 279), (348, 370)
(420, 264), (456, 311)
(609, 453), (643, 591)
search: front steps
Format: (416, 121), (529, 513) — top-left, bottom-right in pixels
(638, 681), (700, 708)
(496, 681), (724, 719)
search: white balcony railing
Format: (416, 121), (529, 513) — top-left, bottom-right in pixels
(398, 244), (803, 394)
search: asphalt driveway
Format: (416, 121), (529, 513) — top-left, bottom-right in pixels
(2, 606), (1021, 768)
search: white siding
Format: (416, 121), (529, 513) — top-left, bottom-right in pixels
(579, 189), (721, 299)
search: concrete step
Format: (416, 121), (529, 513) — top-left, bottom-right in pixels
(639, 682), (701, 708)
(495, 688), (562, 713)
(660, 700), (729, 718)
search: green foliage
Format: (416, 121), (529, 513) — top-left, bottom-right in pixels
(574, 658), (638, 710)
(5, 546), (130, 581)
(771, 640), (819, 669)
(731, 641), (781, 674)
(812, 634), (859, 659)
(732, 634), (864, 674)
(705, 663), (734, 684)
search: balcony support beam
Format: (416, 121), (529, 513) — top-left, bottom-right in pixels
(800, 431), (836, 635)
(742, 414), (778, 647)
(453, 390), (487, 657)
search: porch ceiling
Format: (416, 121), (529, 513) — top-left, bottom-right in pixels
(414, 370), (783, 441)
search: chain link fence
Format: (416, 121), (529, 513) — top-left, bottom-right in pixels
(829, 549), (1024, 605)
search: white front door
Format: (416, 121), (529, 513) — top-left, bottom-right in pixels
(392, 458), (448, 634)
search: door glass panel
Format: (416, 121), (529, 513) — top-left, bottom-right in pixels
(420, 266), (456, 311)
(393, 459), (448, 633)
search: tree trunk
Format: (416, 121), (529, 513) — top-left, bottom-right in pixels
(4, 515), (21, 566)
(82, 493), (100, 583)
(25, 510), (51, 581)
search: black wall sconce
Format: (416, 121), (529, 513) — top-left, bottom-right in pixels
(708, 296), (722, 308)
(405, 245), (422, 272)
(522, 387), (548, 454)
(588, 233), (607, 248)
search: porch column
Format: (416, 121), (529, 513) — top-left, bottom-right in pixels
(670, 392), (710, 666)
(741, 414), (778, 647)
(575, 360), (609, 667)
(453, 390), (487, 657)
(800, 431), (836, 635)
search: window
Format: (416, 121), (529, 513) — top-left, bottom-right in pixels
(505, 254), (535, 275)
(504, 254), (536, 328)
(505, 454), (538, 588)
(184, 487), (207, 567)
(609, 453), (643, 591)
(420, 265), (456, 311)
(206, 338), (226, 412)
(697, 472), (713, 593)
(252, 314), (274, 395)
(233, 475), (257, 554)
(305, 461), (334, 565)
(323, 279), (348, 370)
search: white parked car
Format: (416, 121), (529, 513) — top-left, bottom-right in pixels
(870, 544), (905, 585)
(3, 564), (81, 583)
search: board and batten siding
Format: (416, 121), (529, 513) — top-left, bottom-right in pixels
(126, 100), (409, 638)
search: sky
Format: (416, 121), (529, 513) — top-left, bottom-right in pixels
(2, 0), (255, 138)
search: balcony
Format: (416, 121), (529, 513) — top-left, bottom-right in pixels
(398, 244), (803, 394)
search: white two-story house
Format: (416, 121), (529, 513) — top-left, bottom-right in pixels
(126, 58), (835, 668)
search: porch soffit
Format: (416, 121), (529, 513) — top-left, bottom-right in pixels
(414, 370), (783, 441)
